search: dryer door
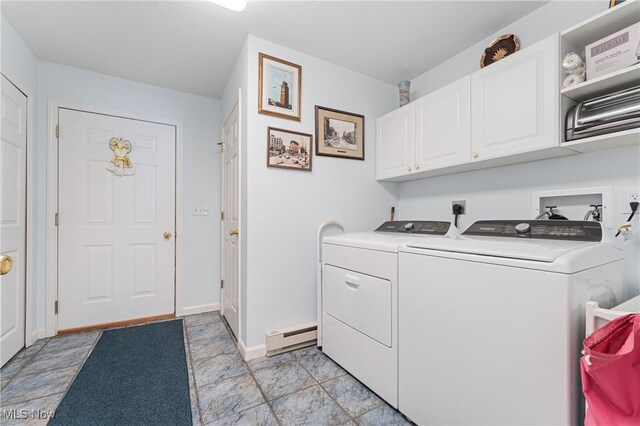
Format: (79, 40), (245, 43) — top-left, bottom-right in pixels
(324, 265), (392, 347)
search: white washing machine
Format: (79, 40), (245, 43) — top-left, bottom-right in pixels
(398, 220), (626, 426)
(321, 221), (456, 408)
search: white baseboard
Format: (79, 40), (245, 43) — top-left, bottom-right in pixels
(180, 303), (220, 317)
(239, 340), (266, 361)
(28, 328), (46, 346)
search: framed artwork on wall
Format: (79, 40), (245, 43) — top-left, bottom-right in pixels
(258, 53), (302, 121)
(315, 106), (365, 160)
(267, 127), (312, 171)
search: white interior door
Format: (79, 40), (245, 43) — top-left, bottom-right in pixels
(0, 75), (27, 366)
(221, 101), (240, 339)
(57, 108), (176, 331)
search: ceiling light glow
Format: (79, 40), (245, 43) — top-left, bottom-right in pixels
(208, 0), (248, 12)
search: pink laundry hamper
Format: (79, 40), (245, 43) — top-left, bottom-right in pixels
(580, 313), (639, 426)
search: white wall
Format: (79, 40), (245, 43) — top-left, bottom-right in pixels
(410, 1), (607, 98)
(401, 0), (640, 297)
(0, 17), (37, 92)
(398, 147), (640, 295)
(1, 16), (39, 338)
(4, 14), (222, 336)
(242, 35), (398, 347)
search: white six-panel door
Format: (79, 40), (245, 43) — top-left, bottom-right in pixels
(221, 101), (240, 339)
(0, 75), (27, 366)
(57, 108), (176, 331)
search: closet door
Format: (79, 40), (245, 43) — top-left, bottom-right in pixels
(414, 76), (470, 171)
(471, 34), (559, 162)
(376, 104), (414, 180)
(1, 75), (27, 366)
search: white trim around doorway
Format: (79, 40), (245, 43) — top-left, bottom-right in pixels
(45, 99), (184, 336)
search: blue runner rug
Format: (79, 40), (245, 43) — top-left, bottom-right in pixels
(50, 320), (192, 425)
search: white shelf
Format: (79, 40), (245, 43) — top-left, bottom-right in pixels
(562, 0), (640, 48)
(563, 128), (640, 153)
(561, 64), (640, 102)
(558, 1), (640, 158)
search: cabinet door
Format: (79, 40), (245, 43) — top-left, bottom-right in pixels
(415, 76), (470, 171)
(471, 34), (558, 161)
(376, 104), (415, 180)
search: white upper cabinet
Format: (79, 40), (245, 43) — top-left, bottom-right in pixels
(376, 104), (414, 180)
(375, 33), (567, 182)
(471, 34), (559, 161)
(414, 76), (471, 171)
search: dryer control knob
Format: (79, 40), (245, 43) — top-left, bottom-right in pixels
(404, 222), (414, 231)
(515, 223), (531, 235)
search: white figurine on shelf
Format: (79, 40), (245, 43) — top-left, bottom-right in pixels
(562, 52), (586, 88)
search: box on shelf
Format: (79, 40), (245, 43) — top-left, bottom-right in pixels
(585, 22), (640, 80)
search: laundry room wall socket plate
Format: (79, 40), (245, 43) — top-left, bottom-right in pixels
(532, 186), (613, 229)
(452, 200), (466, 215)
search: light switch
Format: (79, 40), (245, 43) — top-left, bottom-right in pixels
(201, 207), (209, 216)
(192, 206), (201, 216)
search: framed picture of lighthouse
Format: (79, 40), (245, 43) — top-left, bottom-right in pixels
(258, 53), (302, 121)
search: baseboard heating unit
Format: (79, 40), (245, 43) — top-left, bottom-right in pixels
(265, 321), (317, 356)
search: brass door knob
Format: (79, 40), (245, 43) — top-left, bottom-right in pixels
(415, 164), (420, 170)
(472, 152), (479, 159)
(163, 231), (173, 239)
(407, 166), (412, 172)
(229, 229), (239, 236)
(0, 254), (13, 275)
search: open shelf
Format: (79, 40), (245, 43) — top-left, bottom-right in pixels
(558, 1), (640, 158)
(561, 64), (640, 102)
(561, 0), (640, 48)
(563, 128), (640, 153)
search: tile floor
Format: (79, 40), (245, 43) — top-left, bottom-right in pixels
(1, 312), (412, 425)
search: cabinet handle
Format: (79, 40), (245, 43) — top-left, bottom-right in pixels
(472, 152), (479, 159)
(415, 164), (420, 170)
(407, 166), (412, 172)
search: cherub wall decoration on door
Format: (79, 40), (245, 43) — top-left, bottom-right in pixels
(107, 137), (135, 176)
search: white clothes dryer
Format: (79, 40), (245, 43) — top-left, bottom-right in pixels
(322, 221), (457, 408)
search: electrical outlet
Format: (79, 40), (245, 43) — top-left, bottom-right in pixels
(452, 200), (466, 215)
(630, 193), (639, 203)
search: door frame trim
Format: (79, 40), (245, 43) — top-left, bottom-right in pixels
(220, 89), (243, 344)
(45, 99), (184, 336)
(0, 72), (36, 347)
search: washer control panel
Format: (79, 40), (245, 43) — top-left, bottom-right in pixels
(463, 220), (602, 241)
(375, 221), (451, 235)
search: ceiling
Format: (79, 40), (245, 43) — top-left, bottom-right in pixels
(1, 1), (548, 98)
